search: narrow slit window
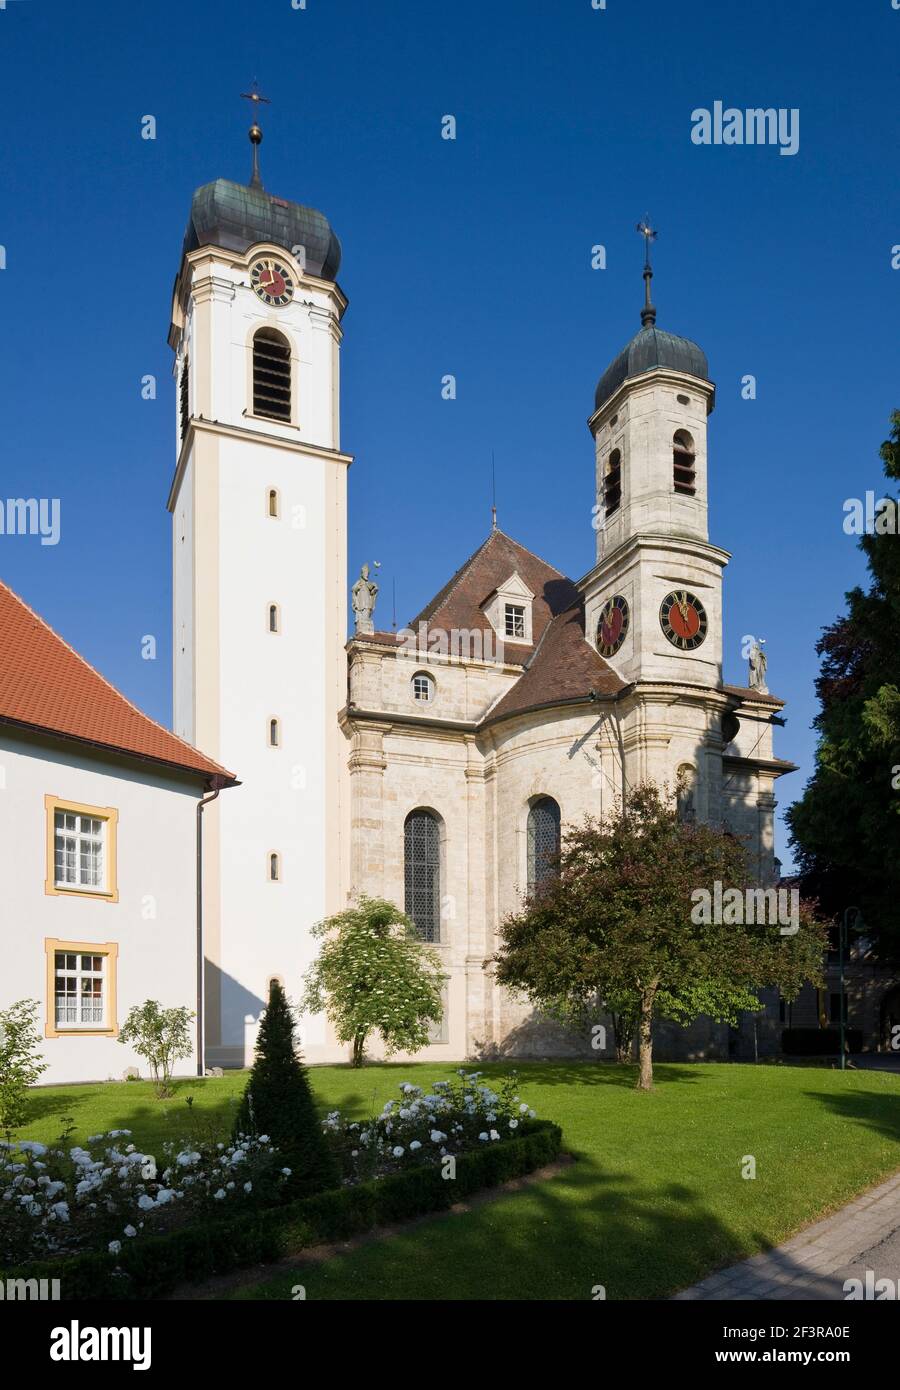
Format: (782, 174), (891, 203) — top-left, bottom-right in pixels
(267, 488), (280, 518)
(268, 603), (280, 633)
(268, 718), (280, 747)
(604, 448), (622, 516)
(253, 329), (292, 423)
(269, 852), (281, 882)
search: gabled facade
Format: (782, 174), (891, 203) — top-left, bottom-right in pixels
(0, 580), (235, 1084)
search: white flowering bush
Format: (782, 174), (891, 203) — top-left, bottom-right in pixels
(0, 1122), (292, 1264)
(322, 1071), (537, 1182)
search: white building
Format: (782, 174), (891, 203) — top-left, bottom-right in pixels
(166, 138), (795, 1067)
(0, 581), (235, 1085)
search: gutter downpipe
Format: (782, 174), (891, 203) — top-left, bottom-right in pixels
(196, 782), (222, 1078)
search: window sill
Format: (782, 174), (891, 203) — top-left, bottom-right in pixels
(45, 1026), (118, 1039)
(45, 882), (118, 903)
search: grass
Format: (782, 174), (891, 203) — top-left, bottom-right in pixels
(14, 1060), (900, 1300)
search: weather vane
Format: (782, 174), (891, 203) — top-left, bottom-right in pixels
(240, 80), (271, 189)
(636, 216), (658, 326)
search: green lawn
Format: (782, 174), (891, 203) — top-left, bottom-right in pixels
(16, 1061), (900, 1300)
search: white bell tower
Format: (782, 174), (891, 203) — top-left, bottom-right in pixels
(167, 112), (351, 1067)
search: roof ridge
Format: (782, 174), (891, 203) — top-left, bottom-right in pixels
(412, 529), (569, 628)
(0, 579), (231, 777)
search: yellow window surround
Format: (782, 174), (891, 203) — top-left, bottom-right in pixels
(44, 938), (119, 1039)
(44, 795), (119, 903)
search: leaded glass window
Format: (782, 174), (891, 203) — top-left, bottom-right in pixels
(405, 810), (441, 943)
(527, 797), (561, 896)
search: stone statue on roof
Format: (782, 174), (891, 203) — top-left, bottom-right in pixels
(748, 637), (768, 692)
(352, 562), (379, 635)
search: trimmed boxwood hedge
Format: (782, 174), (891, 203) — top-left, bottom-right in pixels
(3, 1119), (563, 1301)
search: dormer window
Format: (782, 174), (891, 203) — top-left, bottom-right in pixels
(482, 573), (535, 649)
(504, 604), (525, 639)
(673, 430), (696, 496)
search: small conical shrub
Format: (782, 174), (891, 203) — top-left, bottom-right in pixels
(233, 980), (338, 1198)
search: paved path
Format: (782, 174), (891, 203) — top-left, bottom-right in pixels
(673, 1170), (900, 1300)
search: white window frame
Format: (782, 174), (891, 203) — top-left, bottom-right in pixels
(411, 671), (435, 703)
(45, 797), (118, 902)
(504, 604), (526, 639)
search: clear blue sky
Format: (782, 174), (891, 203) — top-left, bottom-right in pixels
(2, 0), (898, 864)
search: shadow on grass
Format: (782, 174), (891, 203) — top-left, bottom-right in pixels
(234, 1150), (771, 1302)
(805, 1084), (900, 1147)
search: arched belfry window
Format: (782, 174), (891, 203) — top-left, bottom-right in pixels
(267, 488), (280, 518)
(673, 430), (696, 496)
(527, 797), (561, 896)
(404, 809), (441, 943)
(253, 328), (292, 423)
(604, 449), (622, 517)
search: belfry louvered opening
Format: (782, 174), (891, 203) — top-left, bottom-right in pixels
(179, 359), (190, 442)
(253, 328), (292, 422)
(673, 430), (696, 496)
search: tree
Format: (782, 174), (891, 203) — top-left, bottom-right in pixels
(0, 999), (47, 1134)
(234, 980), (337, 1197)
(301, 896), (444, 1067)
(118, 1001), (194, 1098)
(493, 784), (826, 1090)
(787, 411), (900, 954)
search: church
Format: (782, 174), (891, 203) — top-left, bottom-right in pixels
(167, 120), (794, 1070)
(1, 119), (795, 1083)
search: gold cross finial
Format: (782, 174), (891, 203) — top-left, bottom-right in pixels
(636, 216), (658, 326)
(240, 81), (271, 188)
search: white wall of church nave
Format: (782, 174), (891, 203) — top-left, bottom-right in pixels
(1, 735), (201, 1085)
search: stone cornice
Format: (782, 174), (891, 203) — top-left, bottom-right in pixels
(167, 419), (353, 512)
(577, 532), (731, 593)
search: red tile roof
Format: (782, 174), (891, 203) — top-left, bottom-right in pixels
(0, 580), (235, 785)
(484, 602), (627, 725)
(409, 529), (578, 666)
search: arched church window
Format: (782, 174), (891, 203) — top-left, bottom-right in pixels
(268, 717), (280, 747)
(268, 603), (280, 634)
(676, 764), (697, 822)
(673, 430), (696, 496)
(253, 328), (292, 423)
(527, 796), (561, 896)
(604, 449), (622, 517)
(268, 852), (281, 882)
(267, 488), (280, 518)
(404, 809), (441, 943)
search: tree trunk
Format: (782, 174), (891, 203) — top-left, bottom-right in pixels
(636, 986), (657, 1091)
(351, 1032), (367, 1067)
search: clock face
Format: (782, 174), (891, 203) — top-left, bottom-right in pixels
(251, 258), (295, 307)
(659, 590), (708, 651)
(597, 595), (629, 657)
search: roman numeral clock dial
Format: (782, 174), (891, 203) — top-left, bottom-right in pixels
(659, 589), (708, 651)
(251, 258), (295, 306)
